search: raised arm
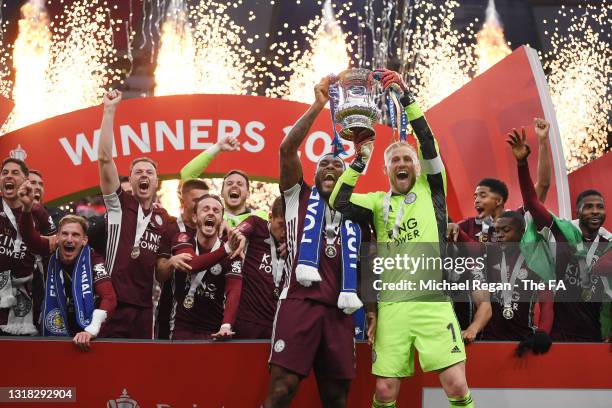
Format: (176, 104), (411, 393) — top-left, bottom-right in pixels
(376, 69), (445, 193)
(507, 128), (553, 229)
(329, 157), (376, 226)
(98, 91), (122, 195)
(279, 77), (330, 191)
(533, 118), (552, 202)
(17, 181), (52, 255)
(180, 136), (240, 181)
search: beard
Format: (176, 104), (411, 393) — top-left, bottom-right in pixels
(314, 174), (332, 202)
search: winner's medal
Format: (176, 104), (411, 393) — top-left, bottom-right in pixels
(325, 244), (337, 258)
(183, 294), (194, 309)
(324, 207), (341, 259)
(581, 288), (593, 302)
(273, 287), (280, 300)
(130, 246), (140, 259)
(502, 306), (514, 320)
(500, 252), (523, 322)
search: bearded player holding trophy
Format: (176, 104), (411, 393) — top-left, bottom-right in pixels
(330, 69), (474, 408)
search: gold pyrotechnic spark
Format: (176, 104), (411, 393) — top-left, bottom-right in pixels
(2, 0), (120, 134)
(475, 0), (512, 75)
(0, 13), (11, 100)
(404, 1), (475, 110)
(543, 2), (611, 171)
(154, 0), (197, 96)
(154, 0), (257, 96)
(5, 0), (51, 132)
(282, 0), (351, 104)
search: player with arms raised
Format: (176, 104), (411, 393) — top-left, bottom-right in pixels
(330, 69), (473, 408)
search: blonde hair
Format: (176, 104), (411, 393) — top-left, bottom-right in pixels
(58, 215), (89, 234)
(383, 141), (421, 177)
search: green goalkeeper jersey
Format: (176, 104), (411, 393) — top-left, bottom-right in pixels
(329, 101), (448, 301)
(180, 147), (269, 226)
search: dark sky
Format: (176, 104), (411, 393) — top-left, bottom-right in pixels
(1, 0), (609, 94)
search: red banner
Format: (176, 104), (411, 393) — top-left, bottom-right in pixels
(1, 339), (611, 407)
(0, 95), (13, 126)
(0, 46), (569, 222)
(425, 46), (570, 220)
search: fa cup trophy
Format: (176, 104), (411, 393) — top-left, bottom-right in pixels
(333, 68), (380, 156)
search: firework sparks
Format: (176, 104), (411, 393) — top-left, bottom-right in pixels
(154, 0), (257, 95)
(401, 1), (475, 111)
(44, 0), (120, 119)
(2, 0), (120, 134)
(475, 0), (512, 75)
(0, 1), (11, 100)
(4, 0), (52, 132)
(543, 2), (611, 171)
(154, 0), (197, 96)
(282, 0), (351, 104)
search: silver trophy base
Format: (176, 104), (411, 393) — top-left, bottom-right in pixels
(336, 104), (379, 142)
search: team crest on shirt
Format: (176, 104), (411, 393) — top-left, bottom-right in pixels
(230, 260), (241, 275)
(210, 264), (223, 276)
(48, 216), (56, 230)
(45, 308), (66, 335)
(154, 214), (163, 227)
(93, 263), (109, 279)
(177, 233), (190, 243)
(274, 339), (285, 353)
(404, 192), (417, 204)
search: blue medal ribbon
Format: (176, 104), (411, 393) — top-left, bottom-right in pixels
(387, 92), (397, 140)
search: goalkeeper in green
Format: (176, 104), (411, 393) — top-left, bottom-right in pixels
(180, 136), (268, 228)
(330, 69), (473, 408)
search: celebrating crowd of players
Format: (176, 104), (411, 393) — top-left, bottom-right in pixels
(1, 69), (610, 408)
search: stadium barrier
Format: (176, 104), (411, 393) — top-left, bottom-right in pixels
(1, 339), (611, 407)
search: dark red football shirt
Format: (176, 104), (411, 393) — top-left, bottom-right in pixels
(282, 181), (343, 307)
(481, 247), (543, 341)
(171, 235), (242, 334)
(156, 216), (196, 339)
(0, 202), (55, 327)
(235, 215), (285, 328)
(103, 188), (171, 307)
(518, 162), (607, 342)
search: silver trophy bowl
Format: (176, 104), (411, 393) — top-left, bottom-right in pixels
(334, 68), (380, 142)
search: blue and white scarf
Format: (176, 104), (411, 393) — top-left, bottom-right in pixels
(43, 245), (95, 336)
(295, 187), (363, 314)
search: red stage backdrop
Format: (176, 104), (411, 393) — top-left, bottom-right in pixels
(0, 95), (13, 126)
(0, 340), (610, 407)
(0, 46), (569, 221)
